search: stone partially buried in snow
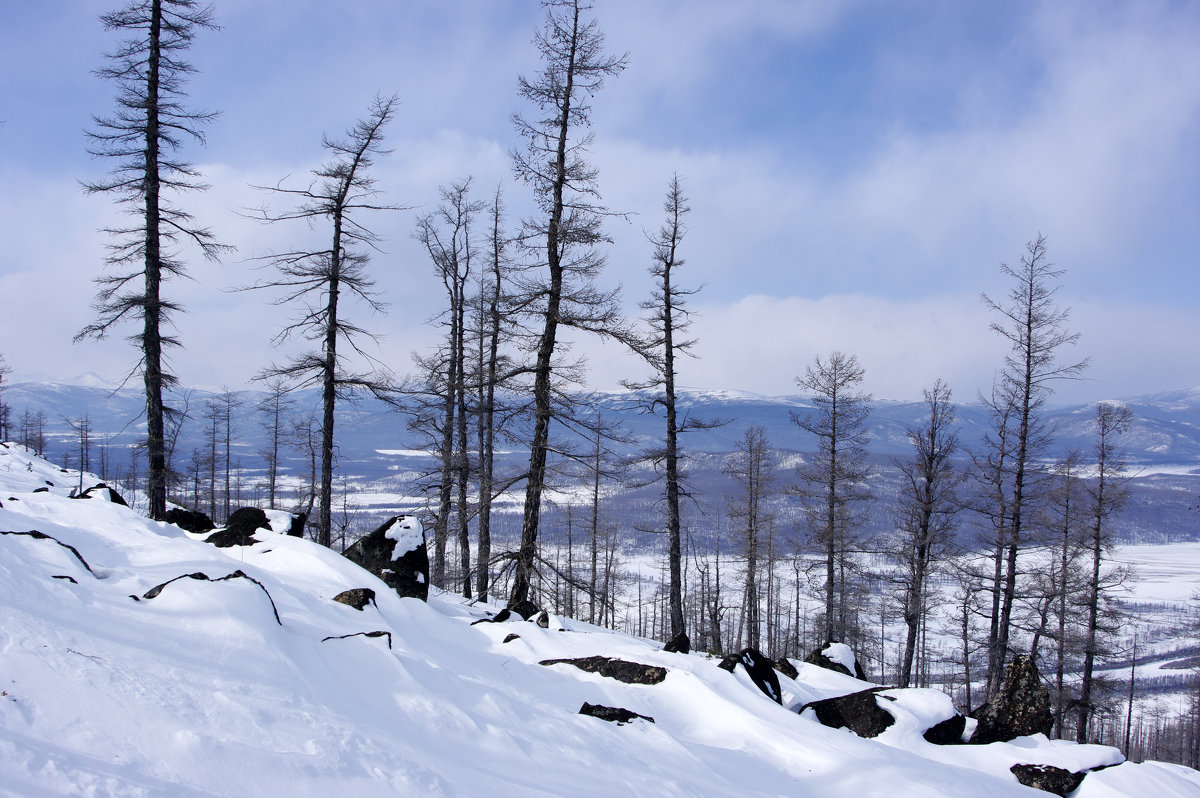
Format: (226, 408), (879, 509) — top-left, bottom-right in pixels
(70, 483), (129, 507)
(718, 648), (782, 704)
(332, 588), (376, 611)
(804, 642), (867, 680)
(970, 654), (1054, 744)
(1009, 764), (1086, 796)
(539, 656), (667, 685)
(204, 507), (271, 548)
(343, 515), (429, 602)
(162, 507), (215, 534)
(803, 688), (895, 738)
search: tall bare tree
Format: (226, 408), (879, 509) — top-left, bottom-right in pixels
(792, 351), (872, 644)
(257, 377), (294, 510)
(1077, 401), (1133, 742)
(507, 0), (629, 611)
(979, 233), (1088, 697)
(724, 426), (775, 651)
(0, 353), (11, 442)
(247, 95), (402, 547)
(890, 379), (961, 687)
(77, 0), (227, 519)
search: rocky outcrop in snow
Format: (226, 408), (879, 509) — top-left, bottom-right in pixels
(342, 515), (429, 601)
(970, 654), (1054, 744)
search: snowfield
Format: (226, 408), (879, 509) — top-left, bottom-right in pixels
(2, 444), (1198, 797)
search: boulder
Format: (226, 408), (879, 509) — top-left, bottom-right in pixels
(163, 507), (215, 534)
(774, 657), (799, 681)
(923, 713), (967, 745)
(718, 648), (782, 704)
(71, 483), (129, 507)
(540, 656), (667, 685)
(205, 507), (270, 548)
(502, 633), (521, 644)
(470, 608), (514, 626)
(804, 642), (867, 680)
(509, 599), (540, 620)
(1009, 764), (1086, 796)
(971, 654), (1054, 744)
(332, 588), (376, 611)
(534, 610), (550, 628)
(285, 512), (306, 538)
(803, 688), (895, 738)
(663, 631), (690, 654)
(579, 703), (655, 725)
(343, 515), (428, 601)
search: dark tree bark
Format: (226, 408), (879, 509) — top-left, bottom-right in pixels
(77, 0), (227, 520)
(507, 0), (628, 610)
(246, 95), (402, 547)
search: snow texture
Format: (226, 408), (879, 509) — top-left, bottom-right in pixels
(1, 443), (1198, 797)
(384, 515), (423, 557)
(822, 641), (858, 674)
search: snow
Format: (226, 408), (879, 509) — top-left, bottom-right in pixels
(2, 443), (1199, 797)
(822, 641), (858, 673)
(383, 515), (423, 556)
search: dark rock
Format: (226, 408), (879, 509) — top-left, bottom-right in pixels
(775, 657), (799, 680)
(502, 633), (521, 644)
(804, 642), (867, 680)
(71, 483), (129, 507)
(471, 608), (513, 626)
(163, 507), (215, 534)
(205, 507), (271, 547)
(540, 656), (667, 685)
(663, 631), (690, 654)
(804, 688), (895, 738)
(971, 654), (1054, 744)
(1009, 764), (1086, 796)
(533, 610), (550, 628)
(332, 588), (376, 611)
(718, 648), (783, 704)
(510, 599), (539, 620)
(579, 702), (655, 725)
(285, 512), (306, 538)
(343, 515), (429, 601)
(33, 487), (48, 493)
(923, 713), (967, 745)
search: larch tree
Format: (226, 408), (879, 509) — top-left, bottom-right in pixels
(1077, 401), (1134, 743)
(979, 233), (1088, 697)
(792, 351), (873, 645)
(890, 379), (962, 688)
(78, 0), (227, 520)
(257, 377), (295, 510)
(506, 0), (629, 612)
(247, 95), (402, 548)
(0, 353), (11, 442)
(623, 174), (716, 650)
(724, 426), (776, 651)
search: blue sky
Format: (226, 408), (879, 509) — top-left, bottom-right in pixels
(2, 0), (1198, 403)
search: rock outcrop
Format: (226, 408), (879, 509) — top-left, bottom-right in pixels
(971, 654), (1054, 744)
(342, 515), (429, 601)
(718, 648), (783, 704)
(579, 703), (655, 725)
(1009, 764), (1086, 796)
(804, 642), (867, 680)
(803, 688), (895, 738)
(163, 507), (215, 534)
(540, 656), (667, 685)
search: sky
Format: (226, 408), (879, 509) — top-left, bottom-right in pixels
(2, 0), (1198, 404)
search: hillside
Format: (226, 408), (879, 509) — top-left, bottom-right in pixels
(3, 444), (1200, 796)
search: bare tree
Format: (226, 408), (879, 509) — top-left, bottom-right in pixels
(979, 233), (1088, 697)
(77, 0), (227, 520)
(257, 377), (294, 510)
(792, 351), (872, 644)
(724, 426), (775, 651)
(0, 354), (11, 442)
(623, 174), (720, 649)
(247, 95), (402, 547)
(890, 380), (962, 688)
(1077, 401), (1134, 742)
(507, 0), (629, 611)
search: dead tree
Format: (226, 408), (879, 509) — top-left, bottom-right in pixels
(77, 0), (227, 519)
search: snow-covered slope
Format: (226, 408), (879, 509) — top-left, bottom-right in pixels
(2, 444), (1198, 797)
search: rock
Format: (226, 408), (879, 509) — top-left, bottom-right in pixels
(471, 608), (513, 626)
(1009, 764), (1086, 796)
(774, 657), (799, 680)
(204, 507), (271, 547)
(539, 656), (667, 685)
(502, 633), (521, 644)
(163, 507), (216, 534)
(33, 487), (48, 493)
(285, 512), (307, 538)
(579, 703), (655, 725)
(803, 688), (895, 738)
(663, 631), (690, 654)
(534, 610), (550, 628)
(970, 654), (1054, 744)
(804, 642), (867, 680)
(343, 515), (429, 601)
(71, 483), (129, 507)
(923, 713), (967, 745)
(718, 648), (783, 704)
(332, 588), (376, 611)
(509, 599), (539, 620)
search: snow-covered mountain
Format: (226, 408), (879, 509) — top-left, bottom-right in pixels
(3, 444), (1200, 796)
